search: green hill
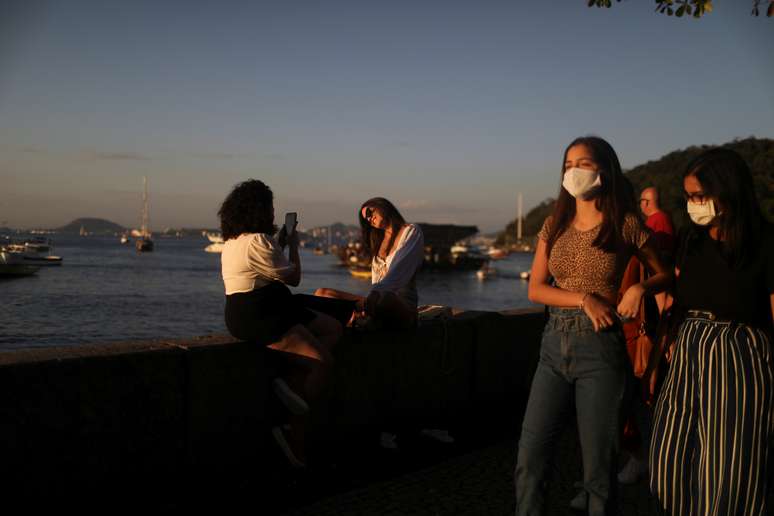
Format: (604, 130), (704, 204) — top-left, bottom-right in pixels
(496, 137), (774, 246)
(58, 218), (126, 235)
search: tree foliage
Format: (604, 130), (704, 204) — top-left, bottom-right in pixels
(588, 0), (774, 18)
(496, 137), (774, 245)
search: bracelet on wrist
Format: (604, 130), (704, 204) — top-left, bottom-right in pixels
(579, 293), (589, 310)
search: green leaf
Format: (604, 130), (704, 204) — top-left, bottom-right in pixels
(588, 0), (595, 7)
(668, 7), (674, 15)
(686, 4), (692, 14)
(676, 5), (685, 16)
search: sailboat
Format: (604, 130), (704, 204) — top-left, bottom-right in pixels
(135, 176), (154, 252)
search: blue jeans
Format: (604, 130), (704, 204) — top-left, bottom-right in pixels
(515, 308), (627, 516)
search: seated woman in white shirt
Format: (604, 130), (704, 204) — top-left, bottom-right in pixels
(315, 197), (425, 329)
(219, 179), (342, 467)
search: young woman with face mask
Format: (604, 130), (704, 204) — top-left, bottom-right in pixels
(649, 148), (774, 515)
(514, 136), (672, 516)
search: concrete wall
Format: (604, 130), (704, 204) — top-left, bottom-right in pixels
(0, 309), (544, 503)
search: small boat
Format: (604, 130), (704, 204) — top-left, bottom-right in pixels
(205, 232), (223, 244)
(204, 242), (224, 253)
(120, 234), (130, 245)
(519, 271), (530, 280)
(22, 238), (62, 266)
(349, 265), (371, 279)
(487, 247), (508, 260)
(313, 246), (326, 255)
(476, 262), (497, 281)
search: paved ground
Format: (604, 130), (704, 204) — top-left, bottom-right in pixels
(279, 426), (663, 516)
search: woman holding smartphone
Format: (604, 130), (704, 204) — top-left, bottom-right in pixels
(219, 179), (342, 468)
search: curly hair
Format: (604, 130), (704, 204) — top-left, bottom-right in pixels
(218, 179), (277, 240)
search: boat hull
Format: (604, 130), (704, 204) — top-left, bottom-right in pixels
(22, 255), (62, 266)
(0, 251), (41, 276)
(135, 238), (154, 252)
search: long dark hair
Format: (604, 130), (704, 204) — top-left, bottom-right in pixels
(358, 197), (407, 258)
(218, 179), (277, 240)
(545, 136), (638, 256)
(684, 148), (764, 266)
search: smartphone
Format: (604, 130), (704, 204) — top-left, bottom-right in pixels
(284, 212), (297, 235)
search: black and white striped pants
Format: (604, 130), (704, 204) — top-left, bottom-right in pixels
(649, 316), (774, 515)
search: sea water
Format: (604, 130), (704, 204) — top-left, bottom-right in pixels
(0, 235), (536, 350)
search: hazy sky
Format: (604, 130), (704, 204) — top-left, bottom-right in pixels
(1, 1), (772, 232)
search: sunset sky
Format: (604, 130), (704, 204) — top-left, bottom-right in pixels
(1, 1), (772, 232)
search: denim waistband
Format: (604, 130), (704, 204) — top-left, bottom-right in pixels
(545, 307), (596, 333)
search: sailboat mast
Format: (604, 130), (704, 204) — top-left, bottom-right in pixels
(141, 176), (149, 237)
(517, 192), (523, 241)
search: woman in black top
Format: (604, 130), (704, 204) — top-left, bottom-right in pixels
(649, 148), (774, 515)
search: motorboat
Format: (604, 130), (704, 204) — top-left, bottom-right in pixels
(0, 249), (41, 276)
(205, 232), (223, 243)
(3, 238), (63, 266)
(203, 232), (224, 253)
(204, 242), (224, 253)
(23, 237), (62, 265)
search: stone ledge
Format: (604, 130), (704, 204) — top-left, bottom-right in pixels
(0, 309), (545, 505)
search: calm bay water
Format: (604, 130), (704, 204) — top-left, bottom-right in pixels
(1, 235), (537, 350)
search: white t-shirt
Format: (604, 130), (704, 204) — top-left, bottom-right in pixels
(221, 233), (296, 295)
(371, 223), (424, 307)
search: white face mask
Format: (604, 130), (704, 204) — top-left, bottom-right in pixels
(562, 167), (602, 199)
(686, 199), (716, 226)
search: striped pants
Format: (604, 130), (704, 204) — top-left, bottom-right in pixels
(649, 316), (774, 515)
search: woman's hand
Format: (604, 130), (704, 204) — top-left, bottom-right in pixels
(277, 226), (288, 248)
(617, 283), (645, 321)
(286, 223), (300, 248)
(582, 293), (617, 332)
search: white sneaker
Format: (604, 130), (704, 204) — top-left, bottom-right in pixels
(420, 428), (455, 444)
(380, 431), (398, 449)
(617, 456), (646, 485)
(272, 378), (309, 415)
(569, 489), (587, 511)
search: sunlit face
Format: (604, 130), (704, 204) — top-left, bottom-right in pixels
(683, 175), (710, 205)
(639, 191), (654, 214)
(564, 144), (599, 174)
(361, 205), (386, 229)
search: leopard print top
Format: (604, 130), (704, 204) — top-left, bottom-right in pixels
(537, 213), (650, 297)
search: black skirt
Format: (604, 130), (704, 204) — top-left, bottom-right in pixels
(225, 282), (317, 344)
